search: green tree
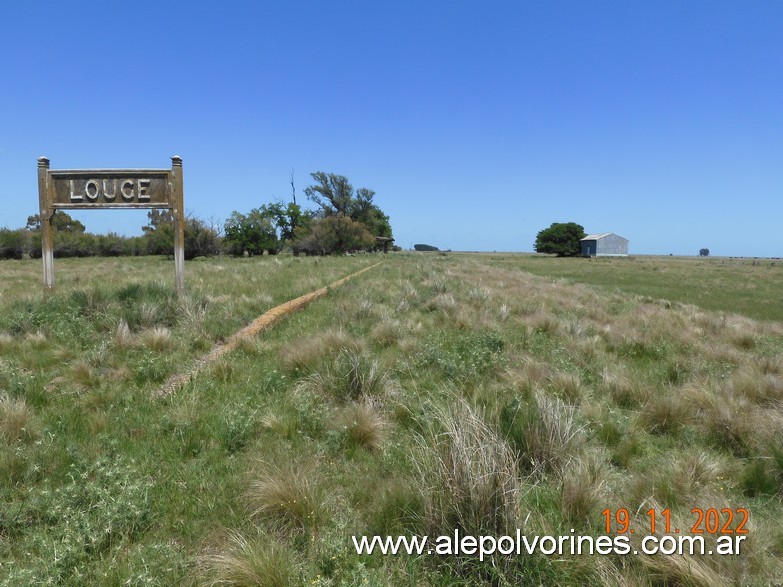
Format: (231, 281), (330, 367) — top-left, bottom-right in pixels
(25, 211), (94, 257)
(699, 248), (710, 257)
(142, 210), (220, 259)
(25, 211), (86, 233)
(304, 172), (354, 216)
(223, 209), (279, 256)
(303, 172), (393, 243)
(259, 201), (312, 244)
(534, 222), (586, 257)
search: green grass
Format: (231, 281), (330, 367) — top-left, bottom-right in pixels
(480, 252), (783, 321)
(1, 252), (782, 585)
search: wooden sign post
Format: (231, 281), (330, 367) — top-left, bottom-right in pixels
(37, 156), (185, 294)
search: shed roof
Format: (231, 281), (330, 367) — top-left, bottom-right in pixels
(580, 232), (627, 242)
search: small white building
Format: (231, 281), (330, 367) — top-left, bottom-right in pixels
(580, 233), (629, 257)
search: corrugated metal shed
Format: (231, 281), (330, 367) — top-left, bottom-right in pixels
(580, 233), (629, 257)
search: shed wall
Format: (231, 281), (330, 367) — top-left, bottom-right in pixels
(596, 234), (628, 256)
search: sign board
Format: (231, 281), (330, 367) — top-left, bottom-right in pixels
(37, 157), (185, 293)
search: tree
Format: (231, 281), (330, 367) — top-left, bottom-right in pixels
(183, 216), (222, 259)
(699, 248), (710, 257)
(223, 209), (279, 256)
(259, 201), (311, 244)
(534, 222), (586, 257)
(303, 172), (393, 243)
(25, 211), (86, 233)
(414, 244), (439, 251)
(304, 172), (355, 217)
(142, 210), (220, 259)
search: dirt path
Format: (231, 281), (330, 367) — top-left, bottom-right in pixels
(153, 261), (383, 398)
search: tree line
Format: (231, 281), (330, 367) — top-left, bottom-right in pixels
(0, 172), (395, 260)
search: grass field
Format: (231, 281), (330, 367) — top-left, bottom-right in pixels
(1, 253), (782, 585)
(479, 253), (783, 322)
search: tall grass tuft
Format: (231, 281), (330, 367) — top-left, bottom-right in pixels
(0, 394), (33, 444)
(688, 388), (756, 456)
(0, 332), (14, 352)
(140, 326), (174, 352)
(370, 319), (401, 347)
(413, 398), (523, 537)
(561, 455), (605, 527)
(198, 531), (298, 587)
(295, 350), (394, 402)
(546, 371), (584, 405)
(500, 390), (583, 476)
(113, 320), (132, 348)
(70, 361), (101, 390)
(638, 391), (689, 436)
(339, 399), (388, 451)
(247, 455), (327, 533)
(278, 328), (363, 375)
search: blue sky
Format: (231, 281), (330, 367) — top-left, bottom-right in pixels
(1, 1), (781, 256)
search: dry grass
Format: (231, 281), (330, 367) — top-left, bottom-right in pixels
(637, 391), (690, 436)
(113, 320), (133, 347)
(414, 397), (524, 537)
(725, 364), (783, 405)
(0, 332), (14, 352)
(339, 398), (388, 451)
(198, 531), (298, 587)
(669, 450), (727, 498)
(686, 386), (756, 455)
(277, 328), (363, 375)
(634, 500), (752, 587)
(546, 371), (585, 405)
(0, 393), (33, 444)
(70, 361), (101, 390)
(24, 331), (47, 348)
(295, 350), (395, 402)
(140, 326), (174, 352)
(501, 390), (584, 476)
(246, 456), (327, 532)
(598, 366), (647, 408)
(370, 319), (401, 347)
(206, 359), (234, 383)
(561, 455), (605, 527)
(426, 293), (457, 313)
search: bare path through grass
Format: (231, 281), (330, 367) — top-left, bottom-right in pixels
(153, 262), (383, 398)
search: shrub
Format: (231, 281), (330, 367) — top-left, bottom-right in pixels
(293, 216), (374, 255)
(0, 228), (28, 259)
(418, 330), (505, 381)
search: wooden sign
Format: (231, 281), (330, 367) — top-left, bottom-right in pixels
(37, 156), (185, 293)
